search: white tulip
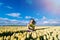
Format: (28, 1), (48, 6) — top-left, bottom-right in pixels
(32, 32), (37, 38)
(0, 37), (3, 40)
(58, 34), (60, 40)
(27, 32), (30, 38)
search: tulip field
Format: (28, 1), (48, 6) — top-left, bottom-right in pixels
(0, 26), (60, 40)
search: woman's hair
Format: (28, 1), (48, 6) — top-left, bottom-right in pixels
(30, 18), (36, 24)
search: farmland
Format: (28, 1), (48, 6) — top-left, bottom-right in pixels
(0, 26), (60, 40)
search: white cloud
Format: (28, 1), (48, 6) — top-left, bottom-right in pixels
(5, 6), (13, 9)
(10, 19), (18, 22)
(0, 17), (9, 20)
(35, 18), (39, 21)
(20, 20), (29, 24)
(43, 21), (48, 24)
(0, 3), (13, 9)
(0, 17), (28, 25)
(0, 17), (60, 26)
(36, 16), (60, 26)
(42, 16), (47, 20)
(6, 13), (21, 18)
(41, 19), (60, 26)
(25, 16), (32, 19)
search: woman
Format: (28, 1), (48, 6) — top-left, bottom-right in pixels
(27, 19), (36, 31)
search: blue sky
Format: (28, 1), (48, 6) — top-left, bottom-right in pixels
(0, 0), (60, 25)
